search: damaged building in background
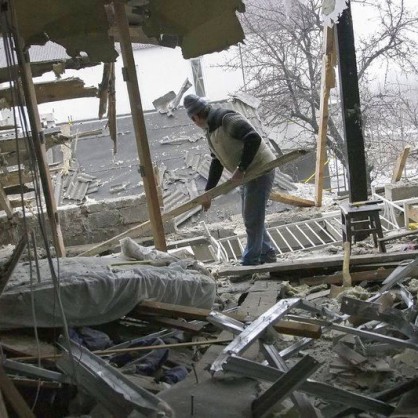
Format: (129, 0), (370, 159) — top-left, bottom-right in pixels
(1, 0), (418, 417)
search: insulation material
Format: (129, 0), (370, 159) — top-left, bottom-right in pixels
(0, 256), (216, 330)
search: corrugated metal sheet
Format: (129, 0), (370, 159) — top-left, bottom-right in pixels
(61, 169), (99, 203)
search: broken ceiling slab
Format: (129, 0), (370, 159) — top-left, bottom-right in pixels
(13, 0), (118, 62)
(13, 0), (245, 62)
(141, 0), (245, 59)
(0, 77), (98, 108)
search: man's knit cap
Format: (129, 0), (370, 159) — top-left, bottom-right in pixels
(183, 94), (208, 118)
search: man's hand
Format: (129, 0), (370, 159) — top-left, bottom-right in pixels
(201, 194), (212, 211)
(231, 167), (245, 185)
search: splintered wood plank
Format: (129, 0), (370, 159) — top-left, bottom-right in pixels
(137, 314), (207, 334)
(392, 145), (411, 183)
(0, 389), (9, 418)
(269, 191), (315, 207)
(300, 267), (394, 286)
(0, 183), (13, 218)
(0, 365), (35, 418)
(315, 25), (335, 207)
(0, 77), (98, 108)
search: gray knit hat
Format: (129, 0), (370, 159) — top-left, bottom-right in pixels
(183, 94), (208, 118)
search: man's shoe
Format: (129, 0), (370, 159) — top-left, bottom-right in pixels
(260, 251), (277, 264)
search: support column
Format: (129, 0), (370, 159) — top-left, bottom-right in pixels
(336, 1), (368, 203)
(113, 0), (167, 251)
(315, 25), (336, 206)
(7, 1), (66, 257)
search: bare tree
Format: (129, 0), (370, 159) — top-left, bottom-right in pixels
(221, 0), (418, 180)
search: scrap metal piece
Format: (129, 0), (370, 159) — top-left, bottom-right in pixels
(286, 315), (418, 350)
(377, 258), (418, 296)
(3, 359), (69, 383)
(340, 296), (418, 339)
(261, 343), (319, 417)
(279, 337), (314, 360)
(252, 355), (321, 418)
(224, 356), (394, 416)
(56, 340), (173, 417)
(322, 377), (418, 418)
(210, 298), (301, 372)
(206, 311), (245, 334)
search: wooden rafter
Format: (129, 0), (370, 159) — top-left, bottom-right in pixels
(392, 145), (411, 183)
(113, 0), (167, 251)
(315, 25), (336, 207)
(0, 182), (13, 218)
(9, 4), (66, 257)
(0, 77), (98, 109)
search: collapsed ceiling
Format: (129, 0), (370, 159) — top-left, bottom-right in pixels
(13, 0), (246, 62)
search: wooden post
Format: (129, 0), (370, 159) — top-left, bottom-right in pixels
(0, 183), (13, 218)
(0, 364), (35, 418)
(392, 145), (410, 182)
(315, 25), (336, 207)
(336, 2), (368, 203)
(7, 2), (66, 257)
(342, 241), (352, 287)
(113, 0), (167, 251)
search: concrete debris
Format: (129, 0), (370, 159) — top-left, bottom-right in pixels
(153, 78), (192, 116)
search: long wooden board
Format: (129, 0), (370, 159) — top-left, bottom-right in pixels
(132, 300), (321, 339)
(80, 149), (309, 256)
(217, 250), (418, 277)
(270, 191), (315, 207)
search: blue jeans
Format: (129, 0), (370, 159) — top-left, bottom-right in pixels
(241, 169), (275, 265)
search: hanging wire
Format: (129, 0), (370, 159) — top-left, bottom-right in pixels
(0, 0), (78, 391)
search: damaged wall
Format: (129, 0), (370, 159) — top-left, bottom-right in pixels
(0, 195), (174, 248)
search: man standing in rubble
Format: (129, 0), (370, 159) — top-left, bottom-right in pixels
(183, 94), (277, 266)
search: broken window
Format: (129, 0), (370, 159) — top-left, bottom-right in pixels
(191, 58), (206, 97)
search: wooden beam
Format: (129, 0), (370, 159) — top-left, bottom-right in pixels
(0, 128), (68, 153)
(98, 63), (112, 119)
(10, 7), (66, 257)
(79, 149), (309, 256)
(336, 4), (368, 203)
(269, 191), (315, 207)
(132, 300), (322, 339)
(301, 267), (394, 286)
(107, 62), (117, 153)
(217, 249), (418, 277)
(392, 145), (411, 182)
(315, 25), (335, 207)
(0, 364), (36, 418)
(0, 388), (9, 418)
(0, 233), (27, 296)
(0, 56), (100, 84)
(0, 78), (98, 108)
(113, 0), (167, 251)
(0, 183), (13, 218)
